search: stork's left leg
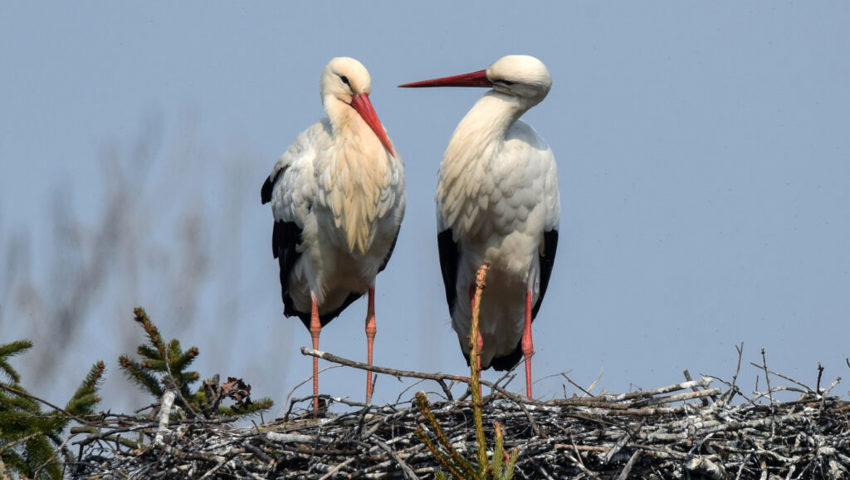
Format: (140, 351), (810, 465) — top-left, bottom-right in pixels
(309, 293), (321, 413)
(365, 287), (377, 404)
(521, 290), (534, 398)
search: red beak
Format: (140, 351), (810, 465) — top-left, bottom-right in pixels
(350, 93), (395, 156)
(398, 69), (491, 88)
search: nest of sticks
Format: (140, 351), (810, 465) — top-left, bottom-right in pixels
(68, 346), (850, 479)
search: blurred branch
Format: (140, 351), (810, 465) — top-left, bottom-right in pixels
(1, 113), (264, 410)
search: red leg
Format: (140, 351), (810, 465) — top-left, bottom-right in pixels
(521, 290), (534, 398)
(309, 293), (321, 413)
(365, 287), (377, 404)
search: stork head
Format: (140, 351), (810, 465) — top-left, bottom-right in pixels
(399, 55), (551, 106)
(320, 57), (394, 156)
(487, 55), (551, 101)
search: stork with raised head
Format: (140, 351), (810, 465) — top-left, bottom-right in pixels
(400, 55), (559, 398)
(261, 57), (405, 409)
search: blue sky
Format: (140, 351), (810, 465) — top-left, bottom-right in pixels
(2, 2), (849, 410)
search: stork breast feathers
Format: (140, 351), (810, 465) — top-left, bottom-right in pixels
(319, 135), (401, 254)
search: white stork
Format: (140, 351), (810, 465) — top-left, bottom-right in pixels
(400, 55), (559, 398)
(261, 57), (405, 409)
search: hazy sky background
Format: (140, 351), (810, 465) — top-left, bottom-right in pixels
(2, 3), (849, 412)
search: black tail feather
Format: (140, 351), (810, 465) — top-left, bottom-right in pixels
(461, 340), (524, 372)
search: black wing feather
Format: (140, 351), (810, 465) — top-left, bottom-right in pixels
(261, 171), (280, 204)
(532, 229), (559, 319)
(437, 229), (459, 316)
(272, 220), (304, 319)
(265, 172), (366, 330)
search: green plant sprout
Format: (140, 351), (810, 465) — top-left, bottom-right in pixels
(416, 262), (519, 480)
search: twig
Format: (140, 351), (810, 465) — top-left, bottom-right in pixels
(724, 342), (745, 405)
(599, 378), (713, 402)
(300, 347), (539, 405)
(586, 368), (603, 395)
(760, 348), (775, 438)
(198, 451), (235, 480)
(615, 450), (641, 480)
(683, 369), (710, 406)
(374, 438), (418, 480)
(519, 399), (544, 438)
(317, 456), (356, 480)
(283, 365), (343, 415)
(748, 361), (814, 394)
(601, 420), (644, 465)
(561, 373), (595, 398)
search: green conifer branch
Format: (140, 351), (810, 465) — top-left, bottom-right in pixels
(179, 371), (200, 389)
(218, 396), (275, 417)
(120, 307), (272, 420)
(167, 338), (182, 361)
(0, 340), (32, 357)
(171, 346), (199, 372)
(139, 358), (167, 370)
(66, 361), (105, 416)
(415, 392), (477, 477)
(1, 339), (103, 480)
(64, 393), (99, 418)
(133, 307), (166, 359)
(251, 398), (274, 411)
(4, 452), (29, 477)
(0, 359), (18, 383)
(2, 390), (38, 414)
(26, 434), (61, 479)
(0, 340), (32, 383)
(137, 345), (161, 360)
(119, 356), (164, 397)
(415, 427), (467, 479)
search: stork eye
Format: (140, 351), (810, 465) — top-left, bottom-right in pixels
(340, 75), (351, 87)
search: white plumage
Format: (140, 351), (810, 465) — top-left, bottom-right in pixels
(262, 57), (405, 408)
(401, 55), (559, 398)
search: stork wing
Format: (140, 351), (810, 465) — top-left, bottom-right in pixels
(261, 121), (330, 320)
(436, 228), (459, 317)
(532, 230), (558, 318)
(531, 140), (560, 320)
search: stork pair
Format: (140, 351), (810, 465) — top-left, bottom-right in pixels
(261, 56), (559, 410)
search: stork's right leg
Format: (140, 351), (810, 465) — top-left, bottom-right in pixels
(365, 287), (377, 404)
(521, 290), (534, 399)
(309, 293), (321, 413)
